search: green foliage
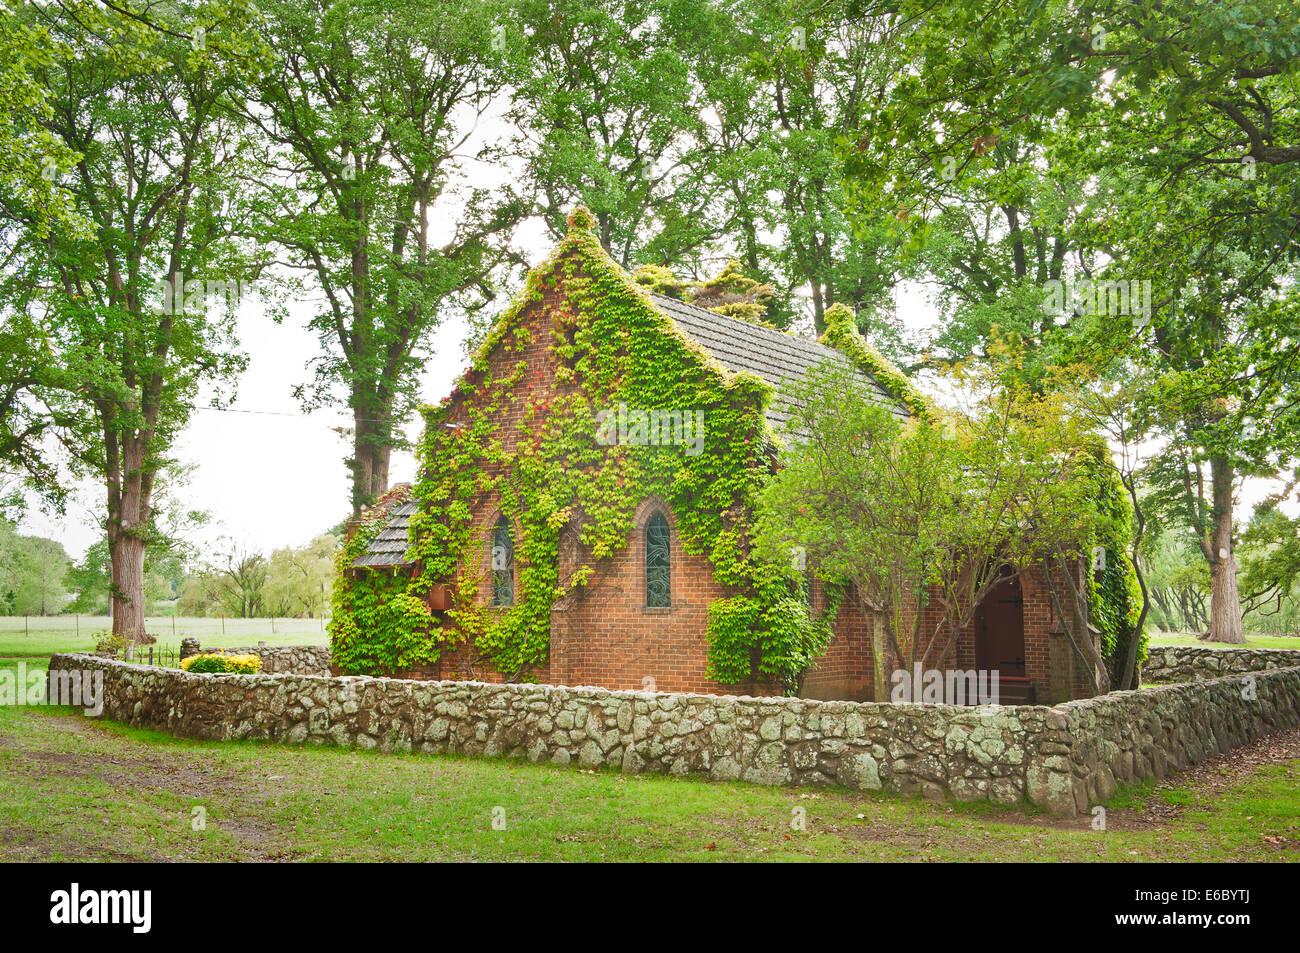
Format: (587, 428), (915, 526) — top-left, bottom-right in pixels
(329, 210), (829, 691)
(820, 304), (932, 418)
(185, 544), (269, 619)
(251, 0), (527, 514)
(93, 629), (129, 656)
(689, 259), (775, 325)
(1083, 456), (1146, 682)
(329, 492), (439, 674)
(0, 521), (69, 616)
(510, 0), (721, 268)
(858, 0), (1300, 644)
(0, 0), (265, 642)
(264, 534), (338, 618)
(755, 354), (1120, 690)
(631, 265), (689, 301)
(706, 584), (841, 690)
(1237, 499), (1300, 635)
(177, 532), (338, 621)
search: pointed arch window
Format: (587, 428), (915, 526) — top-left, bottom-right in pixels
(646, 512), (671, 608)
(491, 516), (514, 606)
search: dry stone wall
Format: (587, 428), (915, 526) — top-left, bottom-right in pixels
(1143, 645), (1300, 684)
(48, 652), (1300, 816)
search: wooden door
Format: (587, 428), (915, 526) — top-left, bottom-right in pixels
(975, 572), (1026, 678)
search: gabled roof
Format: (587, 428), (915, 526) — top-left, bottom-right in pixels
(649, 293), (908, 433)
(352, 209), (917, 570)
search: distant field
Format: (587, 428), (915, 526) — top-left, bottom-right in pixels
(0, 616), (329, 658)
(1147, 631), (1300, 651)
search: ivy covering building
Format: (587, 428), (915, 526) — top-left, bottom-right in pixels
(329, 207), (1133, 702)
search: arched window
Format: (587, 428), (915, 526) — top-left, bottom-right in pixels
(490, 515), (514, 606)
(646, 511), (671, 607)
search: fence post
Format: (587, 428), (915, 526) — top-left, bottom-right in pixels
(148, 647), (153, 665)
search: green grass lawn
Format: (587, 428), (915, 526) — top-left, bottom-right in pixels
(1147, 631), (1300, 651)
(0, 615), (329, 658)
(2, 628), (1297, 862)
(0, 656), (1296, 862)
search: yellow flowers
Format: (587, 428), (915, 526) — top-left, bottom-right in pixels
(180, 653), (263, 674)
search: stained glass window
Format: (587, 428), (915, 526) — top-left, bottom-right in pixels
(646, 512), (670, 607)
(491, 516), (514, 606)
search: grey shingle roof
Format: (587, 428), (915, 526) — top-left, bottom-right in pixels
(649, 293), (907, 433)
(351, 499), (416, 569)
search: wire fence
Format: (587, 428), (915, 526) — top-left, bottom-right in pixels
(0, 615), (330, 654)
(98, 644), (184, 669)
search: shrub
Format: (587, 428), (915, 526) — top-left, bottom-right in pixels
(94, 630), (129, 656)
(180, 652), (262, 674)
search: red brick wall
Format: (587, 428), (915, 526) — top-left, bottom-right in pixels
(382, 254), (1099, 705)
(801, 582), (875, 701)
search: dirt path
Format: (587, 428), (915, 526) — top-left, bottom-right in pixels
(0, 713), (305, 862)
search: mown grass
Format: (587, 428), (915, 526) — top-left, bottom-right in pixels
(0, 656), (1296, 862)
(1147, 631), (1300, 651)
(0, 616), (328, 658)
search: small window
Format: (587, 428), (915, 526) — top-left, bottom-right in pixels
(646, 512), (671, 608)
(491, 516), (514, 606)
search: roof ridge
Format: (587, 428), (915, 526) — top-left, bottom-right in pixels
(647, 292), (826, 352)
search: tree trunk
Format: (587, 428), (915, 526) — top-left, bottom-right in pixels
(109, 532), (148, 646)
(1119, 473), (1150, 691)
(350, 406), (393, 515)
(1208, 554), (1246, 643)
(105, 429), (156, 648)
(871, 613), (887, 702)
(1205, 455), (1245, 643)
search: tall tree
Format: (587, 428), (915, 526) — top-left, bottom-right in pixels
(249, 0), (527, 515)
(0, 524), (70, 616)
(509, 0), (724, 269)
(698, 0), (917, 338)
(265, 533), (338, 617)
(0, 1), (261, 645)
